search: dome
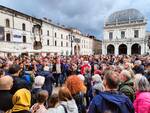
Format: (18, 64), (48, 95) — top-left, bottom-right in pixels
(105, 9), (145, 25)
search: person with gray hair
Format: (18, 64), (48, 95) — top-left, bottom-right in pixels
(133, 60), (144, 74)
(133, 76), (150, 113)
(119, 70), (135, 102)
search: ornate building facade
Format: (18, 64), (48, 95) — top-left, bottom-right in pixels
(102, 9), (150, 55)
(0, 5), (101, 56)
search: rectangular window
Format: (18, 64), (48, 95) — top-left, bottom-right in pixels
(66, 42), (68, 47)
(109, 32), (113, 40)
(6, 33), (10, 42)
(61, 34), (63, 39)
(66, 36), (68, 40)
(61, 41), (63, 47)
(23, 36), (26, 43)
(22, 23), (26, 31)
(47, 40), (49, 46)
(47, 30), (49, 36)
(134, 30), (139, 38)
(121, 31), (125, 39)
(6, 19), (10, 28)
(55, 32), (57, 38)
(55, 41), (57, 46)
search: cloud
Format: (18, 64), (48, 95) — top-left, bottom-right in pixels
(0, 0), (150, 39)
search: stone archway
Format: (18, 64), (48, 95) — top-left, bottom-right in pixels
(131, 43), (141, 55)
(107, 44), (115, 54)
(74, 44), (80, 55)
(119, 44), (127, 55)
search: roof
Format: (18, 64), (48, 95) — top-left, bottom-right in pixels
(105, 9), (146, 25)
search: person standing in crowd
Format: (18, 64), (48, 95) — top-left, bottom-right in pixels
(30, 90), (48, 113)
(31, 76), (45, 105)
(47, 93), (59, 109)
(47, 87), (78, 113)
(88, 70), (134, 113)
(52, 57), (63, 87)
(119, 70), (135, 102)
(8, 64), (28, 94)
(65, 75), (86, 113)
(133, 60), (144, 74)
(11, 88), (31, 113)
(92, 74), (105, 97)
(133, 76), (150, 113)
(0, 76), (13, 112)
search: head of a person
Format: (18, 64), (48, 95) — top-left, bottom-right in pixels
(33, 76), (45, 89)
(12, 88), (31, 112)
(48, 93), (59, 108)
(134, 60), (142, 67)
(103, 70), (120, 90)
(92, 82), (105, 96)
(65, 75), (86, 95)
(77, 74), (85, 82)
(94, 64), (99, 70)
(0, 75), (13, 90)
(120, 70), (132, 82)
(92, 74), (103, 84)
(37, 90), (49, 104)
(8, 64), (21, 75)
(58, 87), (73, 101)
(135, 76), (150, 92)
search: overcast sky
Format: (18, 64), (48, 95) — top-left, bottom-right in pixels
(0, 0), (150, 39)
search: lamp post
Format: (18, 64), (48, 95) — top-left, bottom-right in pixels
(68, 33), (74, 55)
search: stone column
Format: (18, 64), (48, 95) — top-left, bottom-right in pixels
(115, 44), (119, 55)
(127, 43), (131, 55)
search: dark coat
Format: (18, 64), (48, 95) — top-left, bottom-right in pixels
(88, 91), (134, 113)
(133, 65), (144, 74)
(10, 76), (28, 94)
(0, 90), (13, 111)
(40, 71), (54, 96)
(119, 79), (135, 102)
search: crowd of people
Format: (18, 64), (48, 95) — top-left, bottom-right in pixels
(0, 54), (150, 113)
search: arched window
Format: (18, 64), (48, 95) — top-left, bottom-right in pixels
(22, 23), (26, 31)
(6, 19), (10, 27)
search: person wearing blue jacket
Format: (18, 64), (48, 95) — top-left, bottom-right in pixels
(88, 70), (134, 113)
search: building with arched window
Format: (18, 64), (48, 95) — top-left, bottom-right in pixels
(102, 9), (150, 55)
(0, 5), (101, 56)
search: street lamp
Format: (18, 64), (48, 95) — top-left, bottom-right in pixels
(68, 33), (74, 55)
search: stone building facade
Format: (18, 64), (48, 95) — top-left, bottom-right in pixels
(102, 9), (150, 55)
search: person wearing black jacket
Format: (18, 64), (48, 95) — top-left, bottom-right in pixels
(0, 76), (13, 112)
(52, 58), (64, 87)
(8, 64), (29, 94)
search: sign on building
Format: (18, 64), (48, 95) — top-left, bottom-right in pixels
(12, 30), (22, 42)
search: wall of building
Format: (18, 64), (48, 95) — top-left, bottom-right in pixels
(0, 6), (95, 56)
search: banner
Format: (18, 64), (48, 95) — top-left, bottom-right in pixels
(12, 30), (22, 42)
(0, 27), (4, 41)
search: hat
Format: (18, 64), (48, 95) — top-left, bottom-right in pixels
(0, 75), (13, 90)
(33, 76), (45, 88)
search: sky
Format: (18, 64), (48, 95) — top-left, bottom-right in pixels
(0, 0), (150, 39)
